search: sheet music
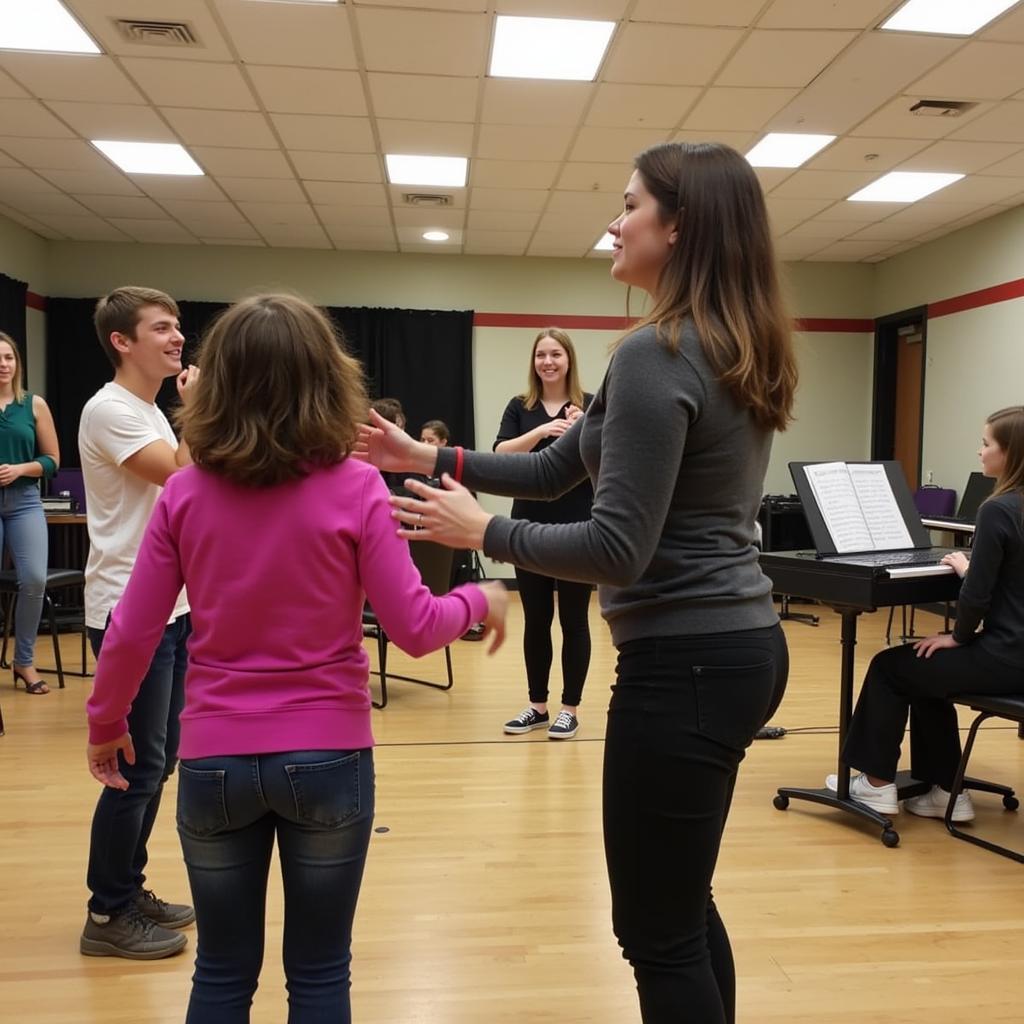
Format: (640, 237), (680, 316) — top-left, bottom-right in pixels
(847, 464), (914, 550)
(804, 462), (874, 553)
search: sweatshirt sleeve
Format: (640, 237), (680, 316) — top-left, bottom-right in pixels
(483, 332), (699, 587)
(86, 491), (185, 745)
(952, 499), (1010, 643)
(357, 470), (488, 655)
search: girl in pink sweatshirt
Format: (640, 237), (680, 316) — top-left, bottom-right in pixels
(86, 293), (507, 1024)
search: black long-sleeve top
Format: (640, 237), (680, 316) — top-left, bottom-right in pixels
(952, 491), (1024, 666)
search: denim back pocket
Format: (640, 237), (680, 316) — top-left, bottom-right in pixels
(177, 764), (229, 838)
(692, 659), (775, 751)
(285, 752), (362, 829)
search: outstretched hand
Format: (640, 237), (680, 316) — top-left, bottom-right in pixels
(478, 581), (509, 654)
(87, 733), (136, 790)
(389, 474), (493, 551)
(354, 409), (437, 475)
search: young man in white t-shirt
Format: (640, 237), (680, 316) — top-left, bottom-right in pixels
(79, 286), (198, 960)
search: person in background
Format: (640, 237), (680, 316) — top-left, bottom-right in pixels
(0, 331), (60, 695)
(371, 397), (405, 431)
(357, 141), (795, 1024)
(492, 328), (594, 740)
(827, 405), (1024, 823)
(86, 293), (508, 1024)
(420, 420), (449, 447)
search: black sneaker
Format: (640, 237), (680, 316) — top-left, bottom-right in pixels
(503, 707), (550, 734)
(80, 902), (188, 960)
(461, 623), (485, 641)
(134, 888), (195, 929)
(548, 710), (579, 740)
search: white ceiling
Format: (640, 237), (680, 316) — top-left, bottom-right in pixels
(0, 0), (1023, 262)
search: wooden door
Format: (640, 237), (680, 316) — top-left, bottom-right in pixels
(893, 326), (924, 490)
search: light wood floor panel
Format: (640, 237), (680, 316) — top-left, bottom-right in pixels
(1, 600), (1022, 1022)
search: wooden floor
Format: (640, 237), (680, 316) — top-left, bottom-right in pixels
(1, 599), (1022, 1023)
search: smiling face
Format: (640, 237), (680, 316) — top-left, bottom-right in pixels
(115, 304), (184, 383)
(0, 339), (19, 391)
(979, 422), (1007, 480)
(607, 169), (678, 297)
(533, 335), (570, 390)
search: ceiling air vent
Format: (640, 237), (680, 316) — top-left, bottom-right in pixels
(113, 19), (200, 47)
(909, 99), (977, 118)
(402, 193), (453, 207)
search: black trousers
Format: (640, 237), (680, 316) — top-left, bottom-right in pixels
(603, 625), (788, 1024)
(842, 641), (1024, 789)
(515, 566), (592, 706)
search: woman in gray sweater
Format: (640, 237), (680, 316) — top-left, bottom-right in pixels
(359, 142), (798, 1024)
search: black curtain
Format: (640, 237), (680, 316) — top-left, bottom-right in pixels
(0, 272), (28, 380)
(328, 306), (475, 448)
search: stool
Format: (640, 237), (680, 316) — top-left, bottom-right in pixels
(0, 568), (89, 690)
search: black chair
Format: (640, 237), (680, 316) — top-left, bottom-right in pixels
(0, 568), (89, 691)
(944, 693), (1024, 862)
(363, 542), (455, 710)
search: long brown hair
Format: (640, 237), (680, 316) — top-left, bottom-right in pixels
(177, 294), (368, 487)
(986, 406), (1024, 499)
(0, 332), (25, 403)
(521, 327), (585, 410)
(623, 142), (797, 432)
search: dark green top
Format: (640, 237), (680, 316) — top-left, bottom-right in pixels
(0, 393), (56, 488)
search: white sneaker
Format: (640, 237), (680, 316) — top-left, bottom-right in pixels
(904, 785), (975, 823)
(825, 772), (899, 814)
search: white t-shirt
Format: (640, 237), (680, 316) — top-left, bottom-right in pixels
(79, 382), (189, 629)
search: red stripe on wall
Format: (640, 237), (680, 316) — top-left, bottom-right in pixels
(26, 291), (46, 311)
(794, 317), (874, 333)
(927, 277), (1024, 319)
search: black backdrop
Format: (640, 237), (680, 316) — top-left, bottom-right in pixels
(0, 272), (28, 379)
(45, 299), (475, 466)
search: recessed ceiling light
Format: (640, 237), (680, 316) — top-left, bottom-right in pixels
(489, 15), (615, 81)
(881, 0), (1019, 36)
(422, 230), (450, 242)
(92, 141), (204, 176)
(746, 133), (836, 168)
(385, 154), (467, 188)
(0, 0), (100, 54)
(593, 232), (615, 251)
(847, 171), (964, 202)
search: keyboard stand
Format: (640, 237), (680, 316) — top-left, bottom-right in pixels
(778, 593), (819, 627)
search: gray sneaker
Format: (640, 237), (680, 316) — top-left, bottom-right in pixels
(80, 902), (188, 960)
(134, 888), (195, 929)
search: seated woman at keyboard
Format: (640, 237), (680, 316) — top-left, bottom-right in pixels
(827, 405), (1024, 821)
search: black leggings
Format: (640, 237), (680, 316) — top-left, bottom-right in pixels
(514, 566), (592, 707)
(603, 625), (789, 1024)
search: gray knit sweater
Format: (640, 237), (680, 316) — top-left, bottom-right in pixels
(436, 322), (779, 646)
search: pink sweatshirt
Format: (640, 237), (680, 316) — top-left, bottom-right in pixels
(87, 459), (487, 758)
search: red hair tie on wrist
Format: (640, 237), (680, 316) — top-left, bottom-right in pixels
(453, 445), (464, 484)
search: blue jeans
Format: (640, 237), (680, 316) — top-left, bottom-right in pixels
(86, 614), (191, 914)
(0, 483), (48, 667)
(177, 749), (375, 1024)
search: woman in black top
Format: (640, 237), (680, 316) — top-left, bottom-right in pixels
(832, 405), (1024, 821)
(495, 328), (593, 740)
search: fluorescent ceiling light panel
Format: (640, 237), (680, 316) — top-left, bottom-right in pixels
(490, 15), (615, 81)
(92, 140), (204, 176)
(746, 133), (836, 168)
(385, 154), (467, 188)
(847, 171), (964, 202)
(593, 232), (615, 251)
(422, 230), (450, 242)
(881, 0), (1019, 35)
(0, 0), (100, 54)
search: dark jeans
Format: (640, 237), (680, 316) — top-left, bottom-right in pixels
(603, 625), (788, 1024)
(177, 749), (375, 1024)
(86, 614), (191, 914)
(843, 641), (1024, 789)
(515, 566), (592, 706)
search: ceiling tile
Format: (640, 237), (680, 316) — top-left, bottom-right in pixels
(482, 81), (593, 126)
(216, 177), (306, 203)
(603, 24), (743, 86)
(0, 138), (109, 171)
(783, 218), (861, 240)
(46, 101), (173, 142)
(366, 74), (479, 123)
(845, 220), (926, 242)
(238, 201), (319, 228)
(468, 187), (549, 211)
(303, 181), (389, 206)
(291, 152), (382, 183)
(464, 230), (531, 254)
(212, 0), (356, 68)
(586, 83), (700, 129)
(0, 70), (28, 100)
(333, 238), (397, 252)
(895, 140), (1024, 173)
(31, 213), (129, 241)
(909, 42), (1024, 101)
(0, 55), (145, 104)
(120, 59), (258, 111)
(948, 101), (1024, 143)
(765, 195), (839, 230)
(107, 219), (197, 243)
(817, 200), (906, 223)
(770, 169), (880, 200)
(0, 151), (18, 167)
(157, 199), (251, 225)
(806, 136), (931, 171)
(471, 160), (560, 189)
(270, 115), (375, 154)
(0, 167), (60, 194)
(357, 9), (488, 76)
(467, 209), (540, 231)
(477, 124), (575, 161)
(247, 68), (367, 117)
(717, 30), (857, 88)
(8, 192), (92, 215)
(556, 162), (632, 192)
(392, 207), (465, 229)
(673, 129), (757, 150)
(36, 168), (142, 196)
(161, 109), (277, 149)
(924, 175), (1024, 204)
(388, 184), (465, 209)
(981, 148), (1024, 176)
(684, 88), (799, 132)
(191, 147), (293, 179)
(377, 120), (474, 157)
(258, 224), (332, 249)
(496, 0), (628, 16)
(758, 0), (894, 29)
(0, 99), (76, 138)
(181, 221), (261, 241)
(326, 226), (398, 251)
(851, 95), (995, 141)
(200, 238), (265, 247)
(528, 230), (594, 256)
(755, 168), (794, 191)
(981, 4), (1024, 41)
(76, 195), (167, 219)
(569, 126), (668, 163)
(315, 206), (394, 229)
(630, 0), (765, 25)
(358, 0), (486, 9)
(546, 190), (622, 218)
(808, 239), (890, 260)
(129, 175), (226, 200)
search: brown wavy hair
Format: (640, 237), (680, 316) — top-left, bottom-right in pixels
(177, 294), (368, 487)
(93, 286), (180, 368)
(623, 142), (797, 432)
(0, 332), (25, 403)
(521, 327), (585, 410)
(986, 406), (1024, 499)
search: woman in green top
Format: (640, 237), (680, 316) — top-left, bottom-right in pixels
(0, 333), (60, 694)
